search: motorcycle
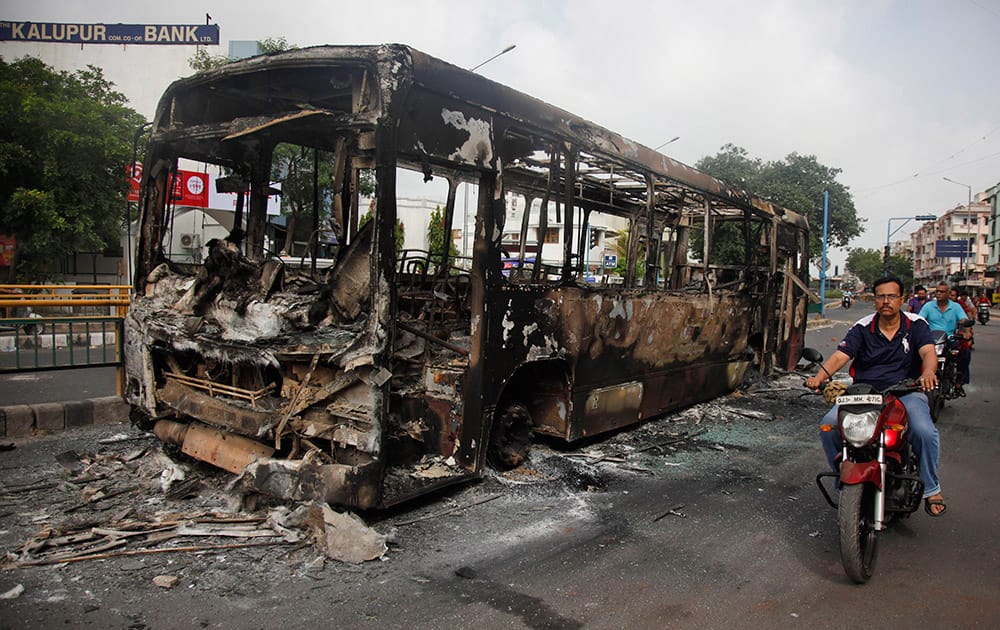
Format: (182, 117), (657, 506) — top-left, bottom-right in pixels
(842, 294), (853, 309)
(978, 303), (990, 325)
(816, 379), (926, 583)
(926, 320), (974, 421)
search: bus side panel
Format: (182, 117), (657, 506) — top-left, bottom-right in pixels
(485, 286), (755, 442)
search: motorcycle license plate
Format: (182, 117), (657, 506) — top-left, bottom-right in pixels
(837, 394), (883, 405)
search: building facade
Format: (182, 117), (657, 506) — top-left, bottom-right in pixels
(910, 196), (992, 289)
(986, 182), (1000, 278)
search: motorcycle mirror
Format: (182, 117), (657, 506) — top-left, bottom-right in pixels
(801, 347), (824, 364)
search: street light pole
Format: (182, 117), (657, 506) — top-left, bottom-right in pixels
(886, 214), (937, 277)
(469, 44), (516, 71)
(943, 177), (973, 282)
(653, 136), (680, 151)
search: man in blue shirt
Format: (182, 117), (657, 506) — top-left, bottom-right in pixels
(919, 282), (974, 395)
(806, 276), (946, 516)
(919, 282), (971, 336)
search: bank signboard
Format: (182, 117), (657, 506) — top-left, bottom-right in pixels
(0, 21), (220, 45)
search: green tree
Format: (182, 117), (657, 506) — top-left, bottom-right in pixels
(187, 48), (230, 71)
(358, 208), (405, 256)
(696, 144), (864, 262)
(259, 37), (294, 54)
(845, 248), (884, 288)
(0, 57), (146, 281)
(188, 36), (297, 72)
(845, 248), (914, 290)
(272, 144), (334, 254)
(886, 253), (914, 289)
(613, 227), (644, 279)
(426, 205), (459, 258)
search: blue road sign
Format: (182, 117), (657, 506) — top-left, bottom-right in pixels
(935, 239), (971, 258)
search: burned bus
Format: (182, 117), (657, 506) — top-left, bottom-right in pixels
(126, 44), (812, 509)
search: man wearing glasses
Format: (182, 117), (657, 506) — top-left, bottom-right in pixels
(806, 276), (946, 517)
(919, 282), (974, 395)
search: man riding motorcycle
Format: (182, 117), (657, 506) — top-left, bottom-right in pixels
(806, 276), (946, 517)
(919, 283), (974, 396)
(975, 292), (991, 324)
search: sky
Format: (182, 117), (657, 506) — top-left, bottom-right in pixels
(2, 0), (998, 272)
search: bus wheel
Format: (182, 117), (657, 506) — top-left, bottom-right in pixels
(488, 402), (532, 470)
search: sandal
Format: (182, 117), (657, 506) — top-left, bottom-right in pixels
(924, 497), (947, 517)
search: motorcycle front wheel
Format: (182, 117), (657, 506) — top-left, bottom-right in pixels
(838, 483), (879, 583)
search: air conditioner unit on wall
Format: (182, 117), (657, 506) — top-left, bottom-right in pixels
(180, 233), (201, 249)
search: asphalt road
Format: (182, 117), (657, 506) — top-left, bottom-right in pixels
(0, 304), (997, 628)
(0, 365), (118, 406)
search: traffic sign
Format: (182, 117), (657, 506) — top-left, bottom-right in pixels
(935, 240), (971, 258)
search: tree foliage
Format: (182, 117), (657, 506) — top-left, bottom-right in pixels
(696, 144), (864, 262)
(188, 36), (297, 72)
(0, 57), (146, 280)
(845, 248), (882, 288)
(845, 248), (913, 290)
(271, 145), (334, 254)
(187, 48), (230, 72)
(888, 254), (914, 289)
(426, 205), (458, 258)
(358, 207), (405, 256)
(613, 227), (644, 279)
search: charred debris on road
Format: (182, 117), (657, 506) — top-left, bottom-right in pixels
(0, 374), (823, 579)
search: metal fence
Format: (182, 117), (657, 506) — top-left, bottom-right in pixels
(0, 285), (130, 391)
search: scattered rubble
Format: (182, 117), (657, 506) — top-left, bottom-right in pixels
(0, 373), (828, 619)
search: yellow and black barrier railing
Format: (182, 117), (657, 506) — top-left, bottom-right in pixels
(0, 286), (131, 391)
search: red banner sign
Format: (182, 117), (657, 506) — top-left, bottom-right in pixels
(0, 234), (15, 267)
(127, 164), (208, 208)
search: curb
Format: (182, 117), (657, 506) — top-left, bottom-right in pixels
(806, 318), (831, 330)
(0, 396), (128, 438)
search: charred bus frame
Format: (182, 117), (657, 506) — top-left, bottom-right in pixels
(126, 44), (812, 509)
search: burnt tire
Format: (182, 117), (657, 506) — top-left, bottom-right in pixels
(488, 402), (532, 470)
(838, 483), (879, 584)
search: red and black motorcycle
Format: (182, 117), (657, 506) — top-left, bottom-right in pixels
(815, 379), (925, 583)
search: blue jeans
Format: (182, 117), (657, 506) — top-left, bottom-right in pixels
(820, 392), (940, 498)
(958, 347), (971, 385)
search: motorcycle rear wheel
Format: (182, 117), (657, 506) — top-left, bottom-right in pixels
(838, 483), (879, 584)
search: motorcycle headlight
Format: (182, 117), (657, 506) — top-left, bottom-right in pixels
(841, 410), (880, 447)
